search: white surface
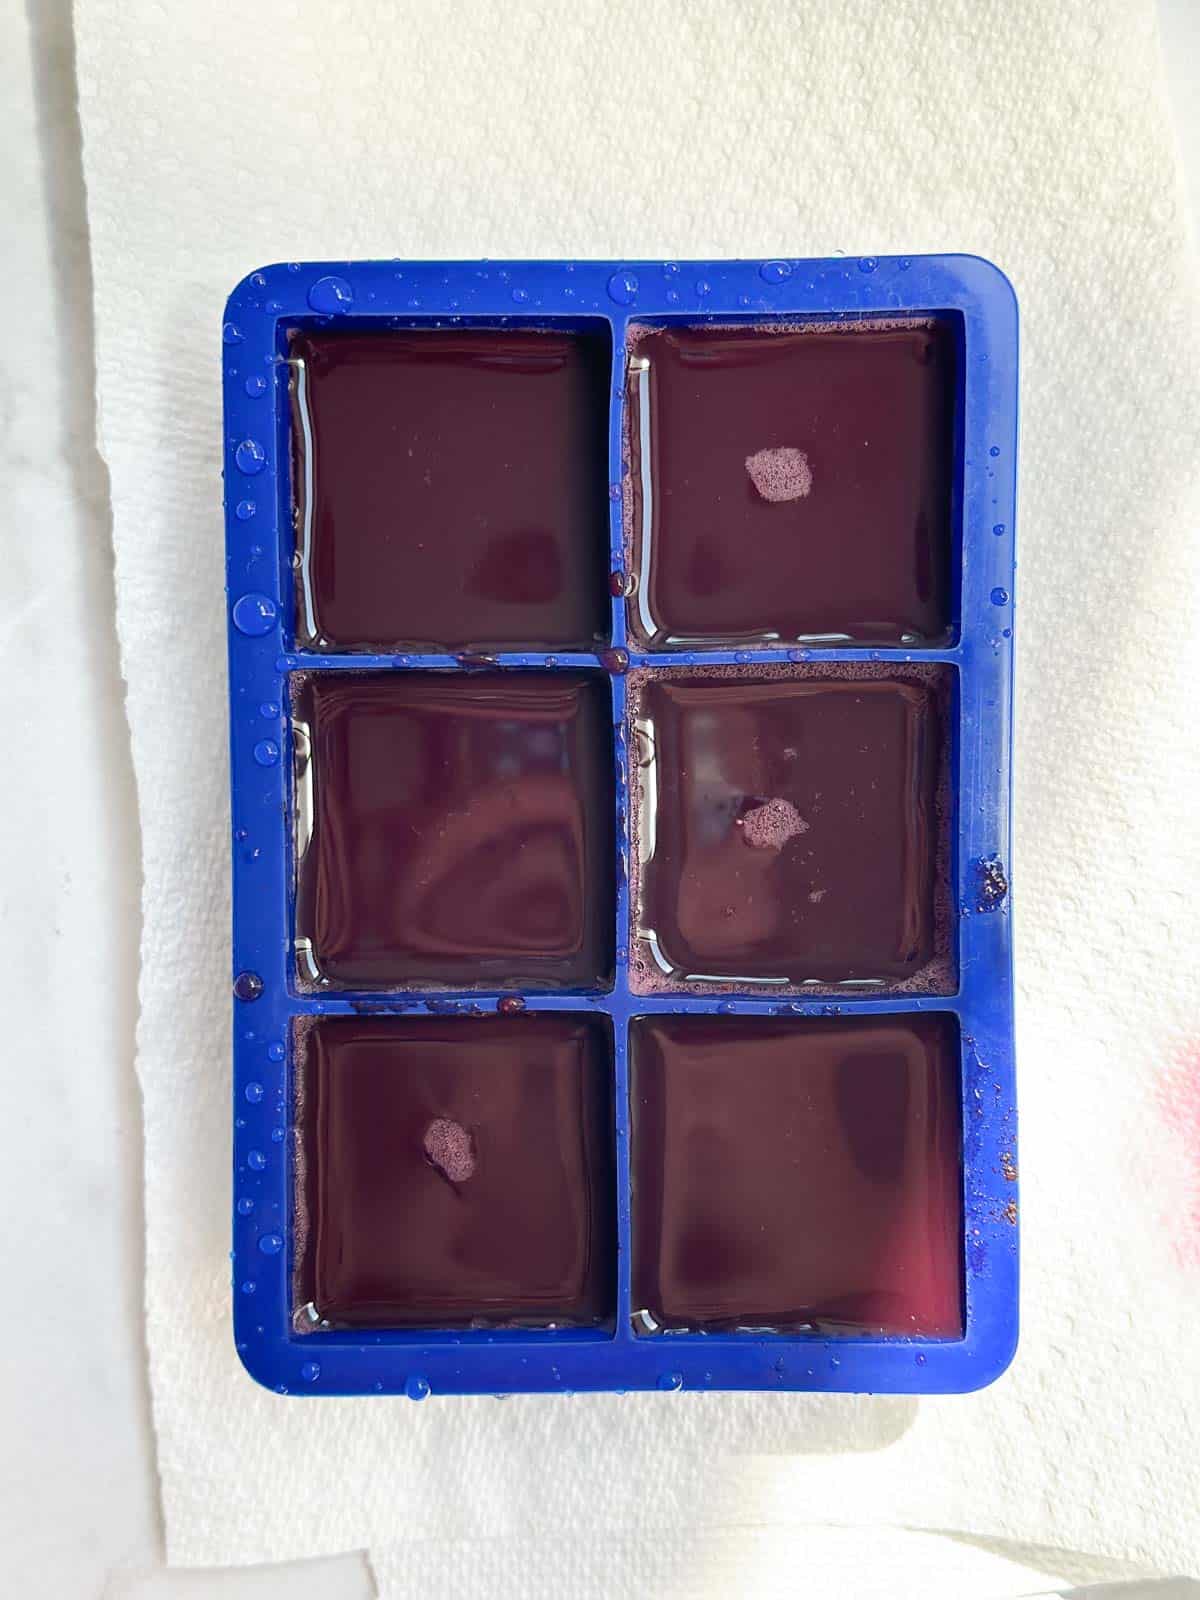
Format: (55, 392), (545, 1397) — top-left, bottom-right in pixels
(2, 0), (152, 1586)
(2, 2), (369, 1595)
(76, 0), (1200, 1584)
(3, 0), (1199, 1594)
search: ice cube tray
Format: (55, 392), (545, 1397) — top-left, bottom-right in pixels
(222, 256), (1018, 1397)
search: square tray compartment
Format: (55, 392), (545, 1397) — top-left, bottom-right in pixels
(291, 670), (615, 991)
(290, 327), (611, 653)
(627, 663), (954, 994)
(223, 255), (1017, 1397)
(294, 1014), (616, 1332)
(629, 1013), (963, 1337)
(624, 319), (957, 648)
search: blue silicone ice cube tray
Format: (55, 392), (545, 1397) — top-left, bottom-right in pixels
(223, 255), (1018, 1397)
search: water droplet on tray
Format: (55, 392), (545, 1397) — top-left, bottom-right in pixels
(233, 970), (264, 1002)
(760, 259), (793, 283)
(405, 1374), (431, 1401)
(989, 445), (1000, 458)
(245, 1081), (264, 1103)
(695, 278), (712, 298)
(301, 1361), (321, 1383)
(511, 287), (529, 304)
(307, 275), (354, 314)
(232, 593), (276, 636)
(247, 1149), (267, 1171)
(237, 1197), (255, 1215)
(658, 1371), (683, 1391)
(258, 1232), (283, 1255)
(253, 739), (280, 767)
(240, 1279), (256, 1294)
(607, 269), (638, 305)
(990, 587), (1009, 606)
(268, 1040), (285, 1061)
(235, 499), (256, 521)
(223, 321), (244, 344)
(858, 257), (878, 274)
(992, 523), (1005, 537)
(235, 439), (266, 475)
(244, 374), (268, 398)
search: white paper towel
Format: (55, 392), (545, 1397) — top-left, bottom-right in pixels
(74, 0), (1200, 1586)
(368, 1528), (1101, 1600)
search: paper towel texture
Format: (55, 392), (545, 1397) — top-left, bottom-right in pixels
(369, 1527), (1088, 1600)
(75, 0), (1200, 1582)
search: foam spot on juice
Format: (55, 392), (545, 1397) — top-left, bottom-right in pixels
(745, 446), (812, 503)
(423, 1118), (477, 1183)
(738, 798), (809, 851)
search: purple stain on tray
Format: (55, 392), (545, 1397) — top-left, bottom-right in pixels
(976, 856), (1009, 911)
(599, 647), (629, 675)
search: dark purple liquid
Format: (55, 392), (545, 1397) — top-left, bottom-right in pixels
(290, 330), (611, 651)
(631, 668), (948, 988)
(296, 1015), (615, 1328)
(626, 322), (956, 647)
(294, 672), (615, 989)
(630, 1014), (962, 1334)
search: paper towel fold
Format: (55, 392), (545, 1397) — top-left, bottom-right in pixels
(75, 0), (1200, 1583)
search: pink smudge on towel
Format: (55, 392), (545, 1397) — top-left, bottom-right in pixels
(1157, 1043), (1200, 1267)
